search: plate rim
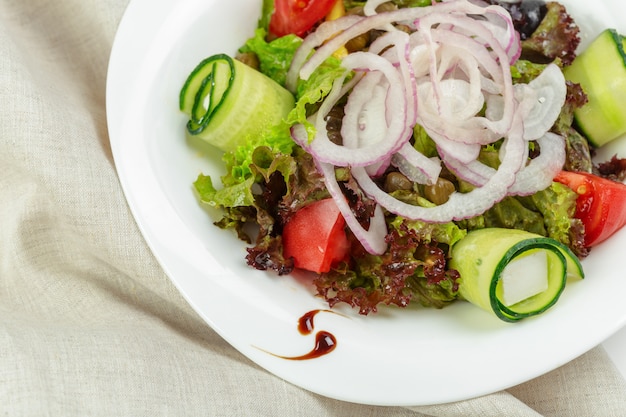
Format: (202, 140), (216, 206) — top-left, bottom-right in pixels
(106, 0), (626, 406)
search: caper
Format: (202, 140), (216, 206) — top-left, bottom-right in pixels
(345, 32), (370, 53)
(346, 5), (364, 16)
(235, 52), (259, 70)
(384, 172), (413, 193)
(395, 24), (412, 34)
(375, 2), (398, 13)
(423, 178), (456, 205)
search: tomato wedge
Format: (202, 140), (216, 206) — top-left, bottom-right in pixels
(554, 170), (626, 247)
(282, 198), (350, 273)
(269, 0), (338, 38)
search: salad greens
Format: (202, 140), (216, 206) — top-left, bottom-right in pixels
(185, 0), (623, 317)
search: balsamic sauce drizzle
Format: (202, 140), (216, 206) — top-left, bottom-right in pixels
(260, 309), (340, 361)
(297, 309), (320, 335)
(277, 330), (337, 361)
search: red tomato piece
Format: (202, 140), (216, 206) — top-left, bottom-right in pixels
(554, 170), (626, 247)
(282, 198), (350, 273)
(269, 0), (338, 38)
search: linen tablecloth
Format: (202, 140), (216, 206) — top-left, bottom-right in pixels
(2, 0), (626, 415)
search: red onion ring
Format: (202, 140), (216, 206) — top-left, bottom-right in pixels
(289, 0), (568, 253)
(316, 161), (388, 255)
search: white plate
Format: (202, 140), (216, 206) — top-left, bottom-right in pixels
(106, 0), (626, 406)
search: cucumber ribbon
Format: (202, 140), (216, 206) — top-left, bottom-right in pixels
(179, 54), (295, 153)
(450, 228), (583, 322)
(564, 28), (626, 147)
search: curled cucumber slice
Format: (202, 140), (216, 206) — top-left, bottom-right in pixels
(180, 54), (295, 153)
(564, 29), (626, 147)
(450, 228), (583, 322)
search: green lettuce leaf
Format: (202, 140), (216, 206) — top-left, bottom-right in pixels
(194, 172), (256, 208)
(391, 215), (467, 248)
(286, 55), (348, 140)
(460, 181), (584, 256)
(258, 0), (274, 32)
(220, 122), (296, 186)
(240, 28), (302, 87)
(518, 181), (587, 257)
(313, 212), (465, 314)
(520, 1), (580, 66)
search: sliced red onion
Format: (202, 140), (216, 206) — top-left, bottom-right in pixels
(351, 115), (527, 223)
(413, 11), (517, 142)
(435, 137), (482, 165)
(290, 123), (309, 147)
(418, 78), (485, 123)
(304, 52), (409, 167)
(442, 132), (565, 196)
(365, 157), (392, 178)
(441, 154), (494, 186)
(363, 0), (389, 16)
(293, 0), (493, 82)
(316, 161), (388, 255)
(340, 72), (388, 149)
(368, 30), (418, 135)
(285, 0), (568, 253)
(507, 133), (566, 195)
(516, 64), (567, 141)
(286, 14), (363, 92)
(392, 142), (442, 185)
(480, 4), (522, 63)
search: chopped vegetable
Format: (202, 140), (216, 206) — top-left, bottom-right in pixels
(268, 0), (338, 38)
(282, 198), (350, 273)
(486, 0), (547, 41)
(450, 228), (583, 322)
(564, 29), (626, 147)
(519, 1), (580, 65)
(554, 170), (626, 247)
(500, 250), (549, 307)
(180, 54), (294, 152)
(470, 180), (587, 259)
(326, 0), (346, 21)
(181, 0), (626, 319)
(325, 0), (349, 58)
(288, 1), (567, 231)
(313, 216), (465, 314)
(239, 29), (303, 87)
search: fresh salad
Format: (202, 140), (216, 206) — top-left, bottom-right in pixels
(180, 0), (626, 321)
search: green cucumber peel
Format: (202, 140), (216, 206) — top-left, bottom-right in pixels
(490, 240), (566, 322)
(180, 54), (235, 134)
(450, 228), (583, 323)
(179, 54), (295, 153)
(564, 28), (626, 147)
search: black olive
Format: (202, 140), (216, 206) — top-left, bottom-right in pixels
(325, 105), (345, 145)
(486, 0), (548, 40)
(517, 1), (548, 39)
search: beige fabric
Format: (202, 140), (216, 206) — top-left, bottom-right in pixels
(1, 0), (625, 415)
